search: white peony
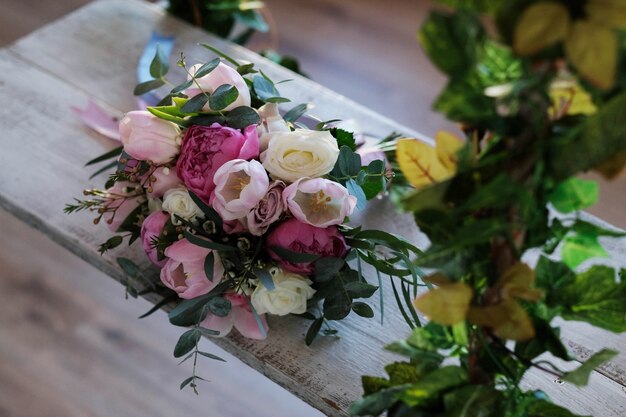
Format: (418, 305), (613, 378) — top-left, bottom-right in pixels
(261, 129), (340, 183)
(251, 268), (316, 316)
(162, 187), (203, 223)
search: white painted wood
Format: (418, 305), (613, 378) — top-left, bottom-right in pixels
(0, 0), (625, 415)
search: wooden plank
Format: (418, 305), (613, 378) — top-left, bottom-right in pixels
(1, 0), (625, 415)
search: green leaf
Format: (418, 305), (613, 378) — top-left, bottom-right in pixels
(305, 316), (323, 346)
(207, 296), (231, 317)
(198, 351), (226, 362)
(85, 146), (123, 166)
(352, 302), (374, 318)
(331, 146), (362, 179)
(173, 329), (200, 358)
(562, 233), (608, 269)
(345, 282), (379, 298)
(515, 319), (570, 361)
(179, 376), (194, 390)
(209, 84), (239, 111)
(535, 256), (576, 293)
(526, 399), (591, 417)
(117, 257), (141, 278)
(361, 376), (391, 396)
(329, 128), (356, 151)
(323, 292), (352, 320)
(168, 281), (231, 326)
(146, 106), (188, 126)
(550, 178), (599, 214)
(133, 78), (165, 96)
(253, 268), (275, 290)
(349, 385), (410, 416)
(184, 230), (237, 252)
(181, 93), (210, 113)
(149, 45), (169, 78)
(98, 235), (123, 254)
(194, 57), (221, 78)
(200, 43), (240, 67)
(283, 103), (308, 123)
(188, 191), (223, 229)
(443, 385), (505, 417)
(548, 92), (626, 180)
(400, 366), (468, 407)
(253, 74), (285, 102)
(225, 106), (261, 129)
(236, 62), (257, 76)
(138, 293), (178, 319)
(572, 220), (626, 238)
(203, 252), (215, 282)
(418, 10), (485, 78)
(233, 10), (269, 32)
(346, 179), (367, 211)
(562, 349), (618, 386)
(270, 246), (320, 263)
(170, 79), (193, 95)
(385, 362), (422, 385)
(436, 0), (506, 14)
(558, 265), (626, 332)
(314, 257), (345, 282)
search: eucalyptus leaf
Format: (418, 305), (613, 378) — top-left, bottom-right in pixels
(173, 329), (201, 358)
(133, 78), (165, 96)
(149, 44), (170, 78)
(352, 302), (375, 318)
(305, 316), (323, 346)
(181, 93), (210, 113)
(345, 282), (379, 298)
(209, 84), (239, 111)
(314, 257), (345, 282)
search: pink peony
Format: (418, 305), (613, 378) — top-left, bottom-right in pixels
(160, 239), (224, 299)
(103, 181), (145, 233)
(283, 178), (356, 228)
(245, 181), (285, 236)
(266, 218), (349, 274)
(201, 293), (268, 339)
(140, 211), (169, 266)
(176, 124), (259, 204)
(147, 166), (182, 199)
(184, 62), (251, 112)
(212, 159), (269, 221)
(119, 110), (181, 164)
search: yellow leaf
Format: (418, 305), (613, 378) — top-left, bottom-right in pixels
(565, 21), (617, 90)
(594, 149), (626, 179)
(435, 131), (463, 172)
(396, 139), (452, 189)
(587, 0), (626, 29)
(413, 282), (473, 325)
(514, 2), (570, 55)
(549, 79), (598, 117)
(468, 301), (536, 341)
(497, 263), (544, 302)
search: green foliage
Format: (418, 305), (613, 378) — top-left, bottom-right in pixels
(550, 178), (599, 213)
(562, 349), (618, 386)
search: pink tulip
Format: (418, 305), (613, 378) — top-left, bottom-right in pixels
(146, 166), (182, 199)
(119, 110), (181, 164)
(283, 178), (356, 228)
(201, 293), (268, 339)
(160, 239), (223, 299)
(212, 159), (270, 221)
(140, 211), (169, 266)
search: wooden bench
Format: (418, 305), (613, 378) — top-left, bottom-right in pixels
(0, 1), (624, 415)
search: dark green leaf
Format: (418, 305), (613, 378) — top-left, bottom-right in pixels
(346, 179), (367, 211)
(187, 113), (225, 126)
(200, 43), (241, 67)
(184, 230), (237, 252)
(117, 257), (141, 278)
(180, 376), (194, 390)
(138, 293), (178, 319)
(188, 191), (223, 229)
(253, 74), (280, 101)
(89, 160), (118, 180)
(305, 316), (323, 346)
(207, 296), (231, 317)
(270, 246), (320, 263)
(170, 79), (194, 95)
(349, 385), (410, 416)
(85, 146), (123, 166)
(181, 93), (210, 113)
(283, 103), (309, 123)
(329, 128), (356, 151)
(526, 399), (591, 417)
(352, 302), (374, 318)
(314, 257), (345, 282)
(194, 58), (221, 78)
(198, 351), (226, 362)
(174, 329), (201, 358)
(571, 220), (626, 238)
(98, 235), (123, 254)
(400, 366), (468, 407)
(562, 349), (618, 386)
(443, 385), (505, 417)
(225, 106), (261, 129)
(323, 293), (352, 320)
(204, 252), (215, 282)
(133, 78), (165, 96)
(345, 282), (379, 298)
(149, 45), (169, 79)
(236, 62), (257, 76)
(254, 268), (275, 290)
(209, 84), (239, 111)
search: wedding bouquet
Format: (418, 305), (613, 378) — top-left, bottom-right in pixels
(67, 44), (421, 389)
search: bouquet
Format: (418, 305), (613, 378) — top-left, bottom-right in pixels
(67, 44), (421, 390)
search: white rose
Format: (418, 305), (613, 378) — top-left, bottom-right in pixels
(257, 103), (289, 151)
(261, 129), (340, 183)
(251, 268), (316, 316)
(162, 187), (202, 223)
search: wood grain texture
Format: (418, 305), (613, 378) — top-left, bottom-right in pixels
(0, 0), (625, 415)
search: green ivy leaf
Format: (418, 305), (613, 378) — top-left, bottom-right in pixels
(443, 385), (505, 417)
(550, 178), (599, 213)
(562, 349), (618, 386)
(349, 385), (410, 416)
(526, 399), (591, 417)
(400, 366), (468, 407)
(562, 233), (608, 269)
(385, 362), (421, 385)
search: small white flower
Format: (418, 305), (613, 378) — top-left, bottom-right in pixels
(251, 267), (316, 316)
(162, 187), (202, 223)
(261, 129), (340, 183)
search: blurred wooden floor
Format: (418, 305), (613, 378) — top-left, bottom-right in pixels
(0, 0), (624, 416)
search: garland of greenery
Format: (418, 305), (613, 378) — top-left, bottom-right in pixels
(352, 1), (626, 416)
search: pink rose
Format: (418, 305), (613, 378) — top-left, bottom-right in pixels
(160, 239), (224, 299)
(283, 178), (356, 228)
(103, 181), (145, 233)
(147, 166), (182, 199)
(184, 62), (251, 111)
(119, 110), (181, 164)
(141, 211), (169, 266)
(245, 181), (285, 236)
(212, 159), (269, 221)
(201, 293), (268, 339)
(266, 218), (349, 274)
(176, 124), (259, 203)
